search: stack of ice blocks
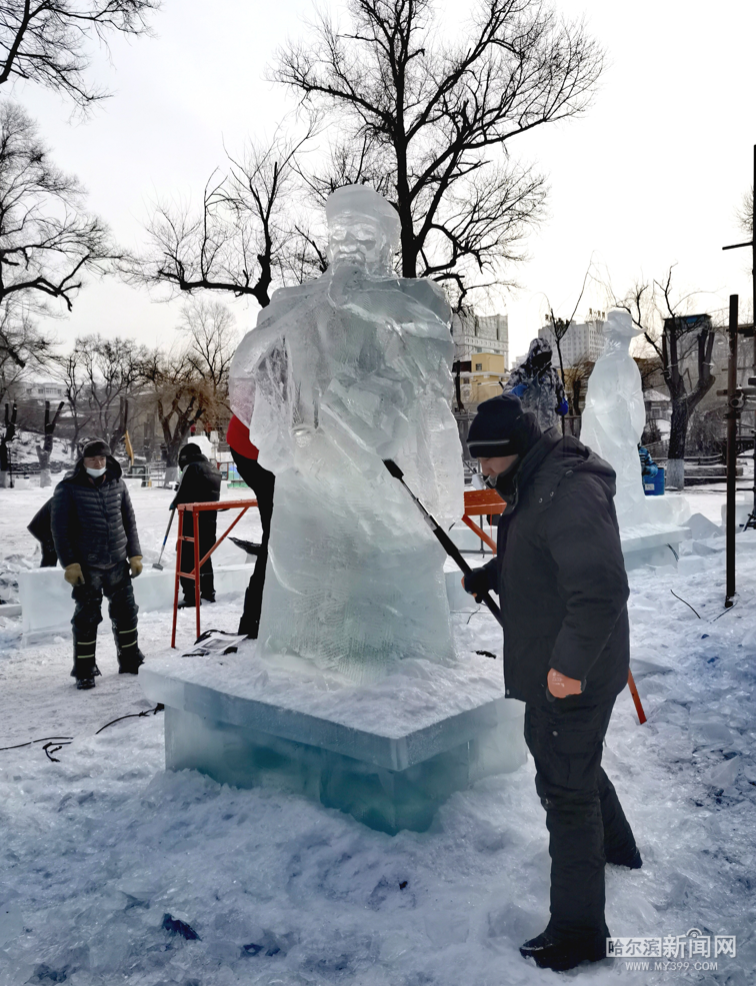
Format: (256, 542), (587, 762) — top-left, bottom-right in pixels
(140, 646), (526, 836)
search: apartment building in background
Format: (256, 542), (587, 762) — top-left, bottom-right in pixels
(536, 318), (605, 367)
(452, 311), (508, 365)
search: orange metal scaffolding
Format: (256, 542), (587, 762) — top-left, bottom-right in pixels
(171, 498), (258, 648)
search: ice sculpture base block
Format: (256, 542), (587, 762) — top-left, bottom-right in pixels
(620, 525), (689, 570)
(141, 646), (526, 835)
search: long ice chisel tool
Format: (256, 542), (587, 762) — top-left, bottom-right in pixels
(383, 458), (504, 628)
(153, 507), (176, 571)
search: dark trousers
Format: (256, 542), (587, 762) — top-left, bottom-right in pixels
(71, 561), (139, 649)
(179, 513), (217, 602)
(524, 699), (637, 939)
(231, 449), (275, 637)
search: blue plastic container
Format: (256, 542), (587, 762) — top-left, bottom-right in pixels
(643, 466), (665, 496)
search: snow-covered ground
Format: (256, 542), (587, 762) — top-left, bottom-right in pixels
(0, 480), (755, 985)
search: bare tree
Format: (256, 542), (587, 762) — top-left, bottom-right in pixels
(0, 0), (159, 112)
(52, 346), (90, 455)
(0, 103), (114, 317)
(35, 397), (64, 485)
(142, 348), (210, 485)
(736, 186), (754, 237)
(277, 0), (603, 306)
(0, 399), (16, 485)
(563, 355), (593, 417)
(618, 266), (716, 489)
(0, 302), (53, 403)
(78, 333), (146, 447)
(131, 130), (314, 307)
(177, 298), (238, 430)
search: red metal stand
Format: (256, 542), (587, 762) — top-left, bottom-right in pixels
(171, 498), (258, 648)
(462, 489), (507, 553)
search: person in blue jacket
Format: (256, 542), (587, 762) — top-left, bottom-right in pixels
(638, 445), (659, 478)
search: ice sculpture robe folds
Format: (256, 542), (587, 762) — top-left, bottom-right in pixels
(229, 264), (464, 682)
(579, 311), (650, 528)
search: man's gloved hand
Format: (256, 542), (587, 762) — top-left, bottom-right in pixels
(129, 556), (143, 578)
(547, 668), (583, 698)
(462, 567), (490, 601)
(510, 383), (527, 398)
(64, 563), (84, 586)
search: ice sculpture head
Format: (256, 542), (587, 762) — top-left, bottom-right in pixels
(604, 309), (641, 341)
(326, 185), (400, 275)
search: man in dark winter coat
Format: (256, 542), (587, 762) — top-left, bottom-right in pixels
(462, 394), (640, 973)
(171, 442), (222, 606)
(28, 498), (58, 567)
(51, 439), (144, 690)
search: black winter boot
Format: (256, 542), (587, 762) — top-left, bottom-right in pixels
(71, 631), (101, 689)
(606, 846), (643, 869)
(71, 656), (101, 690)
(115, 626), (145, 674)
(520, 928), (609, 972)
(200, 572), (215, 603)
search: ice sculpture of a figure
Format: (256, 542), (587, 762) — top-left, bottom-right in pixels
(229, 185), (464, 682)
(579, 310), (649, 527)
(505, 337), (568, 430)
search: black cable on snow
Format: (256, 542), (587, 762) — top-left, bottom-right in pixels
(0, 704), (164, 760)
(0, 735), (73, 752)
(670, 589), (702, 620)
(95, 704), (164, 735)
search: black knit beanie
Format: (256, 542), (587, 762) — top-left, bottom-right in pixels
(178, 442), (204, 468)
(81, 439), (111, 458)
(467, 394), (541, 458)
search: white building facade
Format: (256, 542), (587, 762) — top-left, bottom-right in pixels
(537, 320), (605, 367)
(23, 380), (67, 401)
(452, 312), (508, 365)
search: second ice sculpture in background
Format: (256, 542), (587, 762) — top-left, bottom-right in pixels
(229, 185), (464, 682)
(580, 309), (652, 528)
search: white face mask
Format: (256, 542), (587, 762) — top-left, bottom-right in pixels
(85, 466), (107, 478)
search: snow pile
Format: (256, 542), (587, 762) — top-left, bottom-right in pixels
(0, 488), (754, 984)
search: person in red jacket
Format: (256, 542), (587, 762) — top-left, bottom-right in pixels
(226, 414), (275, 638)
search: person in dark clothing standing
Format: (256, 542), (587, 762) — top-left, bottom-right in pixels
(226, 414), (275, 638)
(51, 439), (144, 690)
(462, 394), (640, 973)
(28, 498), (58, 567)
(171, 442), (222, 607)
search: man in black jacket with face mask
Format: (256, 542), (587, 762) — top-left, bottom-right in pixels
(462, 394), (641, 973)
(52, 438), (144, 690)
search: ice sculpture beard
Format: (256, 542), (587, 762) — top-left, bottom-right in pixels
(327, 213), (392, 276)
(229, 186), (464, 684)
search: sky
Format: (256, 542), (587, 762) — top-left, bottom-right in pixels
(9, 0), (756, 367)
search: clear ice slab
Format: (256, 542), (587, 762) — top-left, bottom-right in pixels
(140, 643), (526, 835)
